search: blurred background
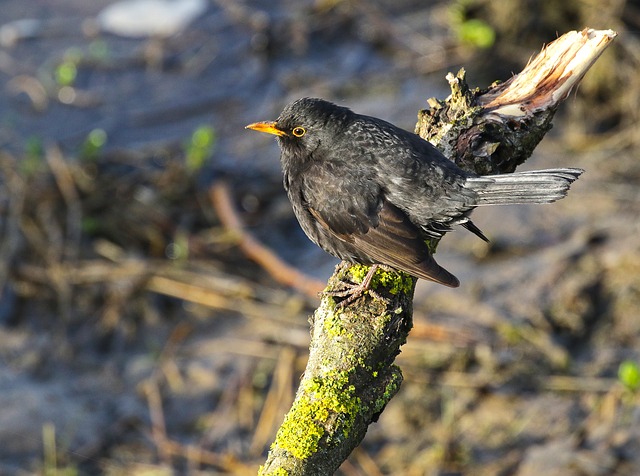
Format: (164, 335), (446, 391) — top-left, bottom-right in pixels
(0, 1), (638, 475)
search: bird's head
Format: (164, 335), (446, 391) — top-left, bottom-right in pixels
(246, 98), (352, 159)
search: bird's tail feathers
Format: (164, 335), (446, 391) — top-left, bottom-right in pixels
(409, 254), (460, 288)
(466, 168), (583, 206)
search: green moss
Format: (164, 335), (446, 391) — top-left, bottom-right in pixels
(323, 311), (346, 338)
(273, 371), (362, 460)
(348, 265), (414, 295)
(348, 264), (370, 284)
(384, 369), (402, 398)
(323, 293), (338, 311)
(376, 269), (414, 295)
(272, 397), (324, 460)
(372, 368), (402, 414)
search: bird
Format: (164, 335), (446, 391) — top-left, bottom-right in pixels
(246, 97), (583, 296)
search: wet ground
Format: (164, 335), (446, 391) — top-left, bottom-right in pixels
(0, 1), (639, 475)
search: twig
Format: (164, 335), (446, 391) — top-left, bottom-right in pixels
(416, 28), (617, 174)
(209, 180), (325, 299)
(16, 259), (308, 324)
(143, 379), (171, 466)
(159, 438), (255, 474)
(250, 346), (297, 456)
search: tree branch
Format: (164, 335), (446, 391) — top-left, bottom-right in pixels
(259, 28), (616, 476)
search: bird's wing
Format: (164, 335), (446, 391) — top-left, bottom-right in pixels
(308, 195), (460, 288)
(350, 116), (480, 240)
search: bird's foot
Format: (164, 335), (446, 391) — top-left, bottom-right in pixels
(322, 264), (386, 307)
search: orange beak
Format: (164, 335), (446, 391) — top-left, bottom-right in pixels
(245, 121), (288, 137)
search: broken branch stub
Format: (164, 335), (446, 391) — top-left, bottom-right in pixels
(416, 28), (618, 175)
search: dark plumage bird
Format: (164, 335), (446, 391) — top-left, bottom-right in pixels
(246, 98), (583, 288)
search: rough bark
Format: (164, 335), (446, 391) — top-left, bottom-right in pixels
(259, 28), (616, 476)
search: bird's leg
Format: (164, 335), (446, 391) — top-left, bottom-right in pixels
(322, 263), (386, 306)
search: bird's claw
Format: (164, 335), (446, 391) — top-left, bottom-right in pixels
(320, 264), (387, 308)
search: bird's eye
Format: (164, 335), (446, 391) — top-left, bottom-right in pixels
(292, 126), (306, 137)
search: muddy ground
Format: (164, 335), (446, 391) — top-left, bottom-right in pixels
(0, 1), (639, 475)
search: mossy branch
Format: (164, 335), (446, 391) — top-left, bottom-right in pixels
(259, 28), (616, 476)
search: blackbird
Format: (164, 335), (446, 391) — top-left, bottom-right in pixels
(246, 98), (583, 289)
